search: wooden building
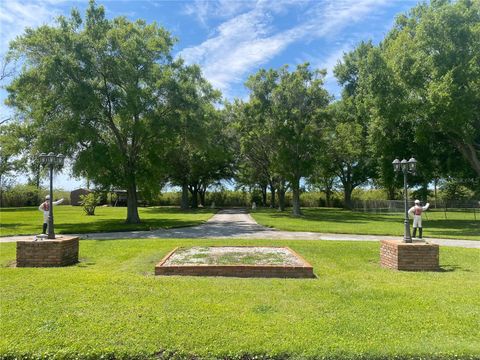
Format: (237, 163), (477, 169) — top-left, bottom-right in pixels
(70, 188), (92, 206)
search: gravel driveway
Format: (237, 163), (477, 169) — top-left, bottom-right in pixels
(1, 208), (478, 248)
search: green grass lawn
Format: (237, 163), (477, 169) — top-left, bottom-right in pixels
(1, 239), (479, 359)
(0, 206), (216, 236)
(250, 208), (480, 240)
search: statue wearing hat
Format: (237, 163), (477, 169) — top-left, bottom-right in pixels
(408, 199), (430, 239)
(38, 195), (64, 234)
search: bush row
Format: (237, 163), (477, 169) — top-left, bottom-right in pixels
(0, 185), (70, 207)
(2, 185), (474, 209)
(150, 191), (345, 208)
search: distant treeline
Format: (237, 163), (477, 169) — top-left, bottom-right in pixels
(1, 184), (476, 209)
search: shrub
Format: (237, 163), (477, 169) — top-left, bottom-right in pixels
(0, 185), (72, 207)
(0, 184), (42, 207)
(80, 193), (101, 215)
(441, 180), (474, 201)
(157, 192), (182, 206)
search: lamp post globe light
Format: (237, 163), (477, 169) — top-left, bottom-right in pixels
(39, 152), (65, 239)
(392, 157), (417, 243)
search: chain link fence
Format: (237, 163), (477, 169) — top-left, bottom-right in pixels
(351, 199), (479, 220)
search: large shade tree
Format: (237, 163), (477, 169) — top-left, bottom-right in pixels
(331, 43), (377, 207)
(270, 64), (330, 215)
(324, 101), (373, 208)
(162, 65), (223, 210)
(173, 107), (234, 209)
(377, 0), (480, 177)
(6, 1), (216, 223)
(234, 70), (282, 208)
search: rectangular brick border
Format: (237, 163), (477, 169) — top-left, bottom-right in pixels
(155, 246), (315, 278)
(16, 236), (79, 267)
(380, 239), (439, 271)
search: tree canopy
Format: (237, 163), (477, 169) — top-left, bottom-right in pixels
(6, 1), (219, 222)
(3, 0), (478, 216)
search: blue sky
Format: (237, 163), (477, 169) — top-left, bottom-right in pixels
(0, 0), (418, 189)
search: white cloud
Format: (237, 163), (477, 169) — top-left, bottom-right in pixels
(178, 0), (391, 97)
(183, 0), (255, 28)
(0, 0), (69, 117)
(0, 0), (67, 55)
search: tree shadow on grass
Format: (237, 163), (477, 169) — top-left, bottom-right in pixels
(77, 258), (96, 267)
(140, 207), (216, 215)
(428, 228), (480, 239)
(56, 218), (207, 234)
(438, 264), (474, 273)
(256, 209), (480, 239)
(0, 207), (38, 213)
(425, 220), (480, 238)
(261, 209), (400, 224)
(0, 223), (24, 229)
(0, 223), (37, 237)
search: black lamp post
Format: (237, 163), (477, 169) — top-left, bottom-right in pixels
(392, 157), (417, 243)
(39, 152), (65, 239)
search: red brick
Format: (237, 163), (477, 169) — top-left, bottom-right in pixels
(16, 236), (79, 267)
(380, 240), (439, 271)
(155, 246), (315, 278)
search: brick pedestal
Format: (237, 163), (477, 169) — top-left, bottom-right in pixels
(380, 239), (439, 271)
(16, 236), (79, 267)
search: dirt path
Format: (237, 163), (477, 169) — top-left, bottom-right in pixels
(1, 208), (478, 248)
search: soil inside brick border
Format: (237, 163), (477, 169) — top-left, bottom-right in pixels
(155, 246), (315, 278)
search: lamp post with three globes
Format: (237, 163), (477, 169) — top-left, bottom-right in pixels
(392, 157), (417, 243)
(39, 152), (65, 239)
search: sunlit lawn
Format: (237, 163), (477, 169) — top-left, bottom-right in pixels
(0, 239), (479, 359)
(0, 206), (216, 236)
(250, 208), (480, 240)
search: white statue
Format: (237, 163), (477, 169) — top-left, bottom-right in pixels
(252, 201), (257, 210)
(408, 199), (430, 239)
(38, 195), (64, 235)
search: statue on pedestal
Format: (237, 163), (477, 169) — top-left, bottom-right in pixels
(38, 195), (64, 235)
(408, 199), (430, 239)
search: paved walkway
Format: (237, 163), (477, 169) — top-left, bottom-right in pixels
(1, 209), (479, 248)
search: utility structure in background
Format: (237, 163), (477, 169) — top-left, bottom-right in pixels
(392, 157), (417, 243)
(39, 152), (65, 239)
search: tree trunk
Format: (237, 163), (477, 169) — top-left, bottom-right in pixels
(199, 189), (206, 207)
(278, 188), (286, 211)
(343, 183), (353, 209)
(269, 183), (275, 208)
(261, 184), (267, 207)
(291, 178), (301, 216)
(0, 175), (3, 208)
(181, 182), (189, 210)
(323, 176), (333, 207)
(189, 185), (199, 209)
(386, 185), (396, 200)
(126, 182), (140, 224)
(325, 188), (331, 207)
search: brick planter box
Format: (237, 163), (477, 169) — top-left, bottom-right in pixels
(16, 236), (79, 267)
(155, 246), (315, 278)
(380, 239), (439, 271)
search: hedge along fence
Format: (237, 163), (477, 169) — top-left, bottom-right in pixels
(151, 191), (345, 208)
(0, 188), (345, 208)
(0, 184), (71, 207)
(351, 199), (480, 218)
(153, 191), (251, 207)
